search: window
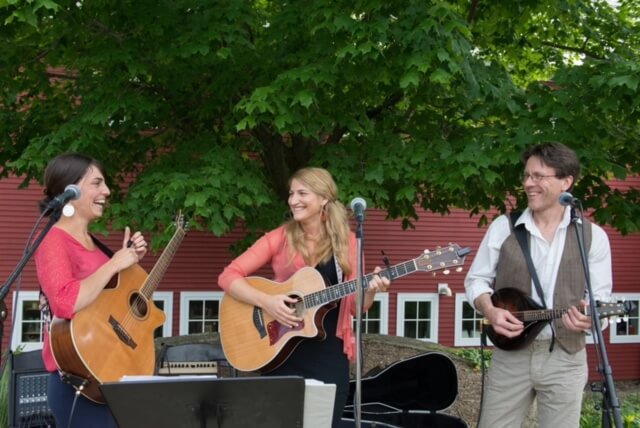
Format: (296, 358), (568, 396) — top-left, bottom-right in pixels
(454, 294), (485, 347)
(11, 291), (44, 352)
(179, 292), (224, 335)
(353, 292), (389, 334)
(609, 293), (640, 344)
(152, 291), (173, 338)
(396, 293), (438, 342)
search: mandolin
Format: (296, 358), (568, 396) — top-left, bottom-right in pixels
(483, 287), (633, 351)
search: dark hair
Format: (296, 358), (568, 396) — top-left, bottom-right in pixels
(39, 153), (105, 214)
(522, 142), (581, 183)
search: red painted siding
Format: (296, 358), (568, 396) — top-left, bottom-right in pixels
(1, 176), (639, 379)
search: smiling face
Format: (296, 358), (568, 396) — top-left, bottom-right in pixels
(288, 178), (327, 225)
(523, 156), (573, 214)
(70, 165), (111, 221)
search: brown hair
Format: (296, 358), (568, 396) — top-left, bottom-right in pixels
(523, 142), (581, 188)
(39, 153), (105, 214)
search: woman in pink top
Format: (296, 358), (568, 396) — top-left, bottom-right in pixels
(34, 153), (148, 428)
(218, 167), (390, 427)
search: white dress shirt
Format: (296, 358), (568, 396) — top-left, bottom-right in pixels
(464, 207), (613, 339)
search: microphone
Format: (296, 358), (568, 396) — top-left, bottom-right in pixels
(47, 184), (81, 210)
(350, 197), (367, 222)
(559, 191), (580, 207)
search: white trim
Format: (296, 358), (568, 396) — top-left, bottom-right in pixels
(396, 292), (438, 343)
(609, 293), (640, 344)
(454, 293), (486, 347)
(179, 291), (224, 335)
(152, 291), (174, 337)
(11, 291), (44, 352)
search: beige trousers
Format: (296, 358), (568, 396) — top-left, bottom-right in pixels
(478, 340), (588, 428)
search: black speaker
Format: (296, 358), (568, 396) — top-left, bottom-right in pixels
(8, 350), (55, 428)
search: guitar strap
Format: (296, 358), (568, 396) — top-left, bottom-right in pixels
(510, 212), (556, 352)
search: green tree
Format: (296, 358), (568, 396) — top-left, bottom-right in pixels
(1, 0), (638, 245)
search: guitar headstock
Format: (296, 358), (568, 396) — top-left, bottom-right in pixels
(174, 210), (190, 233)
(415, 244), (472, 275)
(596, 300), (637, 320)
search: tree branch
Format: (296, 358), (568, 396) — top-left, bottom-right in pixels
(540, 41), (606, 60)
(468, 0), (481, 23)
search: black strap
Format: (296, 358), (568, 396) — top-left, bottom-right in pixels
(510, 212), (556, 351)
(91, 234), (114, 258)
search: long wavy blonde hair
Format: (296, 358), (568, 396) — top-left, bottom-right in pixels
(285, 167), (352, 276)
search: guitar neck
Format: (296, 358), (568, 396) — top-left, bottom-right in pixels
(517, 307), (587, 322)
(302, 258), (419, 309)
(141, 227), (186, 299)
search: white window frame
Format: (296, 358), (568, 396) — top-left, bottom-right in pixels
(609, 293), (640, 344)
(396, 292), (438, 343)
(179, 291), (224, 335)
(354, 292), (389, 335)
(454, 293), (487, 347)
(152, 291), (174, 337)
(11, 291), (44, 352)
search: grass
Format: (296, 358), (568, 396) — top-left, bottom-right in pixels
(580, 392), (640, 428)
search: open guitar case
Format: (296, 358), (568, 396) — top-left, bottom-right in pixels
(342, 352), (468, 428)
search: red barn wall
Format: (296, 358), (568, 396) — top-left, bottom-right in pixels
(1, 176), (638, 379)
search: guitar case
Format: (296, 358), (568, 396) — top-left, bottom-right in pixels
(342, 352), (468, 428)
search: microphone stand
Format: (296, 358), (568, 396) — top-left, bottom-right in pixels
(571, 206), (622, 428)
(0, 210), (57, 363)
(353, 212), (365, 428)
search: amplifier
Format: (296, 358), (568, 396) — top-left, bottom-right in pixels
(155, 342), (236, 377)
(157, 361), (218, 375)
(9, 350), (56, 428)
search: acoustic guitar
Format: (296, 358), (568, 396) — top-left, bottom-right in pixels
(220, 244), (471, 373)
(482, 287), (634, 351)
(50, 212), (188, 403)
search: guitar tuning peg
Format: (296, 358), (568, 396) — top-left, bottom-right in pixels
(455, 267), (463, 273)
(432, 272), (436, 277)
(443, 269), (450, 275)
(424, 249), (430, 254)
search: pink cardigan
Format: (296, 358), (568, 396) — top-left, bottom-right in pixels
(218, 225), (363, 362)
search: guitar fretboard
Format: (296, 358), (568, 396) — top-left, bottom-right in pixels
(302, 259), (419, 309)
(141, 227), (186, 299)
(518, 307), (590, 322)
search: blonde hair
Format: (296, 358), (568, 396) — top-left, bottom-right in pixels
(285, 167), (352, 276)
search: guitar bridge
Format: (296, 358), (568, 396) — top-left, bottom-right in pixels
(108, 315), (137, 349)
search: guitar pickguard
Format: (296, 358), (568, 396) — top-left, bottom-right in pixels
(253, 306), (267, 339)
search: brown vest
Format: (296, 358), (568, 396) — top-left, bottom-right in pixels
(494, 215), (592, 354)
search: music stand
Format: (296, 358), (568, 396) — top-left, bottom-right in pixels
(100, 376), (305, 428)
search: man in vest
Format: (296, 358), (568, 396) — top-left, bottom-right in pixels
(465, 142), (612, 428)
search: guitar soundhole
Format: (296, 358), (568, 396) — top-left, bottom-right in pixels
(129, 293), (148, 318)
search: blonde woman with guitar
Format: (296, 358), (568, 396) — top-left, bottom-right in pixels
(218, 167), (390, 427)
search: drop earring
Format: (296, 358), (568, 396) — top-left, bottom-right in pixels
(62, 203), (75, 217)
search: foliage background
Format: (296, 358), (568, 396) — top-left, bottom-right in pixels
(1, 0), (639, 246)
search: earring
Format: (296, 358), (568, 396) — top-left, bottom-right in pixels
(62, 203), (75, 217)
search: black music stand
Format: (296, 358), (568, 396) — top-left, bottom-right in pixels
(100, 376), (305, 428)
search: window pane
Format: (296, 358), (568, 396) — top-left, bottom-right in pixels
(204, 301), (219, 318)
(418, 302), (431, 319)
(190, 301), (203, 318)
(367, 321), (380, 334)
(462, 302), (476, 318)
(417, 321), (431, 339)
(404, 302), (417, 318)
(188, 321), (202, 334)
(367, 303), (380, 318)
(404, 321), (417, 338)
